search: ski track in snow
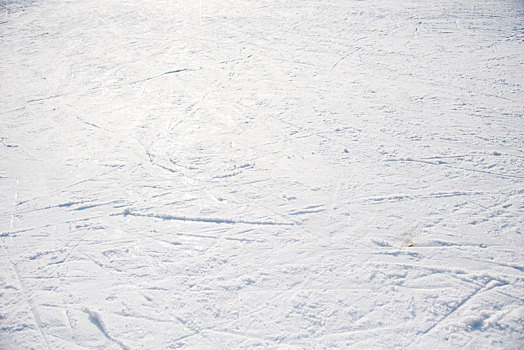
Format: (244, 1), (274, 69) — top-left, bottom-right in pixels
(1, 0), (523, 348)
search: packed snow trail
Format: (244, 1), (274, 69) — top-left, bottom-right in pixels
(1, 0), (523, 348)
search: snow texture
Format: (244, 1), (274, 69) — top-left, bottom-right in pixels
(1, 0), (523, 348)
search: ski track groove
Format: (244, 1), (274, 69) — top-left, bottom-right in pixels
(388, 158), (524, 180)
(0, 182), (50, 347)
(129, 68), (194, 85)
(406, 279), (509, 348)
(0, 238), (51, 349)
(75, 248), (205, 341)
(115, 210), (295, 226)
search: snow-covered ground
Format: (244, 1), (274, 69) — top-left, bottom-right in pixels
(1, 0), (523, 348)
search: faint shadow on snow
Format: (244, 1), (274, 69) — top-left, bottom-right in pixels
(84, 308), (129, 350)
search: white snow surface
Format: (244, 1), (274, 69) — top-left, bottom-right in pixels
(1, 0), (523, 348)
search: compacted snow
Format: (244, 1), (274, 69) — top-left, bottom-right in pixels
(1, 0), (523, 348)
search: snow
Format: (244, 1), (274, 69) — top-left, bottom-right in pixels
(1, 0), (523, 348)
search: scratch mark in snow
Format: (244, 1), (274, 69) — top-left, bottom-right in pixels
(130, 69), (193, 85)
(76, 116), (104, 130)
(163, 69), (191, 75)
(27, 93), (68, 103)
(0, 107), (25, 115)
(388, 158), (524, 179)
(288, 208), (325, 216)
(407, 279), (509, 347)
(115, 210), (294, 226)
(331, 47), (361, 71)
